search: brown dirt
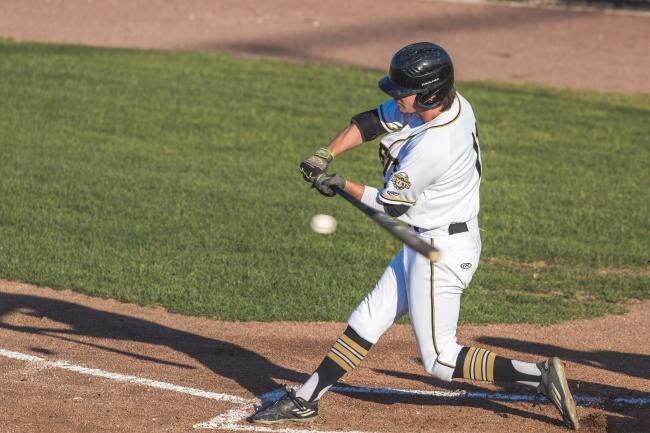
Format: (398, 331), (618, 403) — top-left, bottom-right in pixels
(1, 0), (649, 93)
(0, 280), (648, 433)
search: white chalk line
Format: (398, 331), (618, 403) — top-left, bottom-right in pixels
(0, 348), (248, 404)
(2, 347), (649, 433)
(0, 348), (367, 433)
(193, 388), (372, 433)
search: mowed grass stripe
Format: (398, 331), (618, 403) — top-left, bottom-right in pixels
(0, 40), (648, 324)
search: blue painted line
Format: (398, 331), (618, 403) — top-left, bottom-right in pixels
(330, 384), (650, 407)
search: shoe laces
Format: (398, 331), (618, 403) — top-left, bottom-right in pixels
(287, 389), (308, 409)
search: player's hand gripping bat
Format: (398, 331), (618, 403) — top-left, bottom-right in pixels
(332, 186), (440, 262)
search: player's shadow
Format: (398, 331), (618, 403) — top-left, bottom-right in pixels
(475, 336), (650, 381)
(342, 379), (566, 428)
(0, 292), (307, 396)
(370, 365), (650, 432)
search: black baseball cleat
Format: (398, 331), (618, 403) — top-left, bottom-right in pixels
(247, 388), (318, 424)
(537, 357), (579, 430)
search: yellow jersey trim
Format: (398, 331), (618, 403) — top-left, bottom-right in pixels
(379, 193), (416, 204)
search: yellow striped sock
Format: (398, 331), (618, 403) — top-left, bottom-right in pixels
(326, 334), (368, 372)
(459, 347), (495, 381)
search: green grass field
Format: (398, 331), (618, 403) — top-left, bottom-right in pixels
(0, 40), (648, 324)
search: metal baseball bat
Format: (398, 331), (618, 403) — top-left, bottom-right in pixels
(332, 186), (440, 262)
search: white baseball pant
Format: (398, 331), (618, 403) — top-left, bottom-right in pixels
(348, 218), (481, 381)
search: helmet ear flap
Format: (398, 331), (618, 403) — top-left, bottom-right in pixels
(415, 89), (442, 110)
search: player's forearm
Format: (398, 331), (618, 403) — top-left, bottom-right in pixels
(349, 182), (409, 217)
(325, 123), (363, 158)
(343, 181), (385, 214)
(341, 179), (365, 201)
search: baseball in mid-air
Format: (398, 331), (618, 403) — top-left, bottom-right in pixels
(310, 214), (337, 235)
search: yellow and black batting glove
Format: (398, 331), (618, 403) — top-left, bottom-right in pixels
(300, 148), (333, 183)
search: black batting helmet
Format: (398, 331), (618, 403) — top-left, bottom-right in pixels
(378, 42), (454, 109)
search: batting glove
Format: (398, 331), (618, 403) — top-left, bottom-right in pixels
(300, 148), (333, 183)
(313, 173), (346, 197)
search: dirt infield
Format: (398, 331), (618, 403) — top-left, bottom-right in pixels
(1, 281), (648, 433)
(1, 0), (649, 93)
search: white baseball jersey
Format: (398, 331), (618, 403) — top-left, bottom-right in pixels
(375, 93), (481, 229)
(349, 93), (483, 382)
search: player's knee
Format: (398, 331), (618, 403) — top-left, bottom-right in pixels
(424, 342), (463, 382)
(346, 317), (382, 345)
(422, 359), (453, 382)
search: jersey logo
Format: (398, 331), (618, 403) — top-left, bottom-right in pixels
(390, 172), (412, 190)
(379, 142), (400, 176)
(461, 263), (472, 269)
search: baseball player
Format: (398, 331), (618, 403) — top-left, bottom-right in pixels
(248, 42), (579, 429)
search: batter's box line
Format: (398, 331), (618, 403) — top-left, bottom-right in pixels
(194, 384), (650, 432)
(1, 348), (648, 433)
(194, 388), (372, 433)
(195, 384), (650, 432)
(328, 384), (650, 407)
